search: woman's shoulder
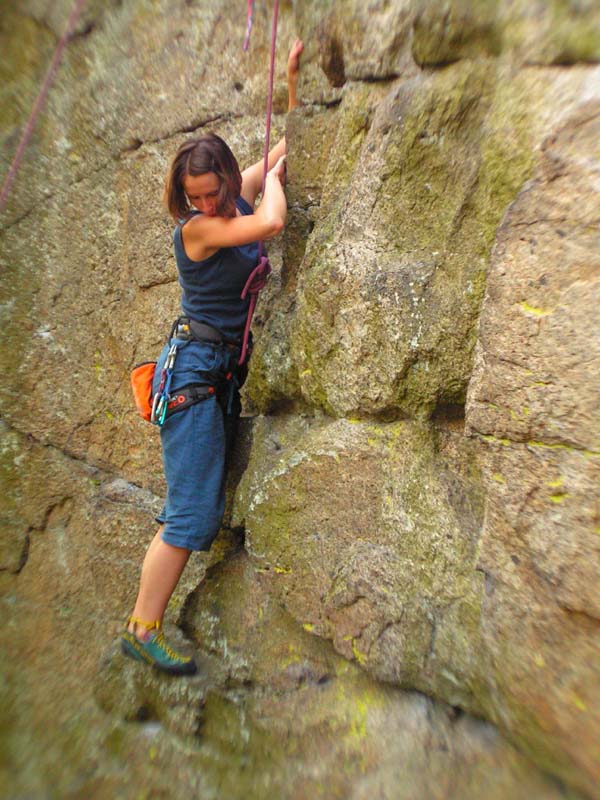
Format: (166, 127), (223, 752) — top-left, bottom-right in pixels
(174, 210), (201, 233)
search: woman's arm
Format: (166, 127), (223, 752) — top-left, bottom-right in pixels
(240, 38), (303, 207)
(286, 38), (303, 113)
(182, 156), (287, 259)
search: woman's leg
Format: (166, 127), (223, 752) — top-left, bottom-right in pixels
(128, 525), (191, 640)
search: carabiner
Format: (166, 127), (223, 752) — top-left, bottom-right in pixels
(150, 391), (161, 425)
(166, 343), (178, 370)
(151, 341), (180, 427)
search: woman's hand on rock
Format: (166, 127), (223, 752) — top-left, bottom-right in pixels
(287, 38), (304, 83)
(287, 38), (304, 111)
(269, 154), (287, 185)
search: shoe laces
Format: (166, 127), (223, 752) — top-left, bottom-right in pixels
(151, 629), (189, 663)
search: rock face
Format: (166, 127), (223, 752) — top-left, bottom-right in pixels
(1, 1), (599, 798)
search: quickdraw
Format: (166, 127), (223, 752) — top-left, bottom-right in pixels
(150, 342), (179, 426)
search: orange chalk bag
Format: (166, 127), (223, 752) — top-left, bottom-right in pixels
(130, 361), (156, 422)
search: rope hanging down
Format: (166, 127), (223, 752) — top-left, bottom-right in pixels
(243, 0), (254, 51)
(0, 0), (87, 213)
(238, 0), (280, 366)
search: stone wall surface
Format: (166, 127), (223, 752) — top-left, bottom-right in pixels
(1, 1), (599, 798)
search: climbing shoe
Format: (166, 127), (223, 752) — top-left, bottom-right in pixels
(121, 617), (197, 676)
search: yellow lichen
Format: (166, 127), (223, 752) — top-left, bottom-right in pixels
(352, 639), (367, 665)
(519, 301), (554, 317)
(549, 493), (568, 504)
(572, 694), (586, 712)
(481, 434), (511, 446)
(527, 441), (600, 458)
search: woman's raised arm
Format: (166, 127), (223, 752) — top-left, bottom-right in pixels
(240, 38), (303, 207)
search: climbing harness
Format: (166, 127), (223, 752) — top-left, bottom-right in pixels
(0, 0), (87, 212)
(131, 340), (217, 428)
(166, 316), (246, 418)
(130, 317), (245, 426)
(238, 0), (280, 366)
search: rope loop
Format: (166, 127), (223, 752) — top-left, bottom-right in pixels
(241, 255), (271, 299)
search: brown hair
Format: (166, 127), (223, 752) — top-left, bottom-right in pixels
(163, 133), (242, 221)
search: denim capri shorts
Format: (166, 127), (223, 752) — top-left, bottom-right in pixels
(151, 337), (245, 552)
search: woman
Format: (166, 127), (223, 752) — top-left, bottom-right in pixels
(121, 39), (303, 675)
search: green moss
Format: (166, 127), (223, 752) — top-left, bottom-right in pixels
(0, 10), (56, 130)
(310, 61), (545, 419)
(412, 1), (502, 66)
(318, 83), (380, 218)
(525, 0), (600, 64)
(102, 725), (128, 758)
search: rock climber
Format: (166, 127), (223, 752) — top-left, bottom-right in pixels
(121, 38), (304, 675)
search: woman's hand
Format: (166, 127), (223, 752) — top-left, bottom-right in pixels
(287, 38), (304, 110)
(268, 154), (286, 185)
(287, 38), (304, 82)
(240, 41), (302, 205)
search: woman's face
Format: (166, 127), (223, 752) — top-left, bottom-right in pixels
(183, 172), (220, 216)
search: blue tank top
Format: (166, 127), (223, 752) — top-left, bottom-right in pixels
(174, 196), (260, 339)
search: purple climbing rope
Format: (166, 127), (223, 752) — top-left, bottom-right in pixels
(238, 0), (280, 366)
(243, 0), (254, 51)
(0, 0), (87, 213)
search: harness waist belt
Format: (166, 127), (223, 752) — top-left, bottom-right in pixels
(173, 316), (240, 348)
